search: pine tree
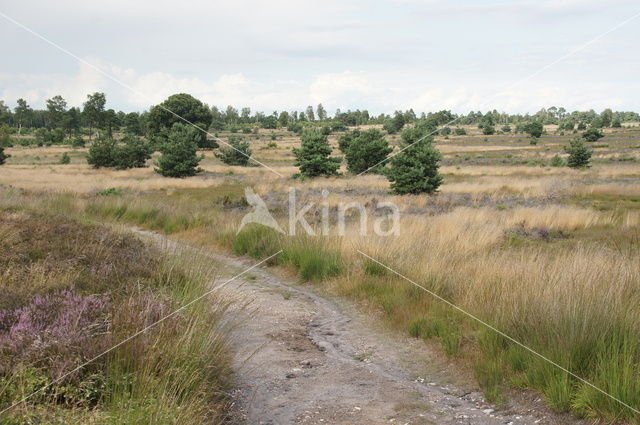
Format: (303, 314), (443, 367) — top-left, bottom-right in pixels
(565, 138), (592, 168)
(293, 130), (341, 178)
(386, 127), (443, 195)
(215, 136), (252, 166)
(344, 129), (391, 174)
(155, 123), (204, 177)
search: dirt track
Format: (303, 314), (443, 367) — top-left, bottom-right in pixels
(136, 229), (583, 425)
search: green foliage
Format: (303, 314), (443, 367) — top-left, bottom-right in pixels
(146, 93), (215, 148)
(482, 124), (495, 135)
(34, 128), (65, 146)
(582, 128), (604, 142)
(343, 129), (391, 174)
(550, 154), (565, 167)
(59, 152), (71, 164)
(501, 125), (512, 133)
(383, 112), (406, 134)
(112, 136), (152, 169)
(0, 125), (13, 147)
(337, 129), (359, 153)
(454, 127), (467, 135)
(292, 130), (341, 178)
(565, 138), (592, 168)
(0, 146), (9, 165)
(87, 138), (118, 168)
(155, 123), (204, 177)
(523, 122), (544, 138)
(440, 126), (452, 136)
(215, 136), (252, 166)
(386, 127), (443, 195)
(71, 136), (85, 148)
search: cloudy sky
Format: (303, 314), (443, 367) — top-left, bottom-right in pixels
(1, 0), (639, 114)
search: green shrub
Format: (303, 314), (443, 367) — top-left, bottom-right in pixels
(550, 154), (565, 167)
(565, 138), (592, 168)
(292, 130), (341, 178)
(582, 128), (604, 142)
(155, 123), (204, 178)
(344, 129), (391, 174)
(87, 138), (117, 168)
(386, 127), (443, 195)
(113, 136), (152, 169)
(215, 136), (252, 166)
(454, 127), (467, 135)
(59, 152), (71, 164)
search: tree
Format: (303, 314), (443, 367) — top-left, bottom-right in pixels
(59, 152), (71, 164)
(305, 105), (316, 121)
(582, 128), (604, 142)
(386, 127), (443, 195)
(482, 124), (495, 135)
(14, 98), (32, 134)
(600, 108), (613, 128)
(113, 136), (152, 169)
(523, 122), (544, 139)
(215, 136), (252, 166)
(124, 112), (143, 135)
(66, 107), (82, 137)
(0, 146), (9, 165)
(293, 130), (341, 178)
(383, 112), (406, 134)
(565, 138), (592, 168)
(155, 123), (204, 177)
(316, 103), (327, 121)
(338, 129), (360, 153)
(46, 95), (67, 129)
(344, 129), (392, 174)
(87, 138), (118, 168)
(147, 94), (214, 148)
(83, 92), (106, 139)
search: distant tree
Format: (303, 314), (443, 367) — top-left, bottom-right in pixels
(386, 126), (443, 195)
(66, 107), (82, 136)
(87, 138), (117, 168)
(83, 92), (106, 138)
(215, 136), (252, 166)
(305, 105), (316, 121)
(0, 101), (10, 125)
(316, 103), (327, 121)
(147, 93), (214, 148)
(278, 111), (290, 128)
(155, 123), (204, 177)
(482, 124), (495, 135)
(440, 126), (452, 136)
(46, 95), (67, 129)
(454, 127), (467, 135)
(293, 130), (341, 178)
(14, 98), (32, 134)
(600, 108), (613, 128)
(383, 112), (406, 134)
(523, 122), (544, 139)
(565, 138), (592, 168)
(113, 136), (152, 169)
(582, 128), (604, 142)
(344, 129), (392, 174)
(611, 119), (622, 128)
(0, 146), (9, 165)
(124, 112), (143, 135)
(501, 125), (512, 133)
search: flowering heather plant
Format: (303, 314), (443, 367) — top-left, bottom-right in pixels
(0, 290), (110, 381)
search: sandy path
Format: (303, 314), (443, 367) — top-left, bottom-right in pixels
(134, 229), (583, 425)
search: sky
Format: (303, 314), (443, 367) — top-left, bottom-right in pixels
(1, 0), (639, 115)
